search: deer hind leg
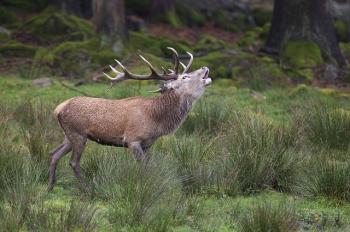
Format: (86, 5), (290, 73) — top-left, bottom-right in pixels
(129, 141), (149, 162)
(68, 133), (87, 190)
(48, 137), (72, 192)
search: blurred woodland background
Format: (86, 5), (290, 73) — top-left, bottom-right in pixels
(0, 0), (349, 85)
(1, 1), (350, 232)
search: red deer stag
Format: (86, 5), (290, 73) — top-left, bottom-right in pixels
(48, 48), (212, 191)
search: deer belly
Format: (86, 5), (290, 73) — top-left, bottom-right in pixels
(87, 133), (127, 147)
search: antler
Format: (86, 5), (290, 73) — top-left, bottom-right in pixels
(103, 47), (193, 87)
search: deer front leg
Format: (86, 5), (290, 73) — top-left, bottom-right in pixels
(68, 134), (87, 190)
(129, 141), (149, 162)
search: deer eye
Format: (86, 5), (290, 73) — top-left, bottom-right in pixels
(182, 75), (189, 79)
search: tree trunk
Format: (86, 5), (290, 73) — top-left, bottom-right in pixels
(151, 0), (175, 16)
(265, 0), (347, 67)
(50, 0), (93, 18)
(92, 0), (127, 44)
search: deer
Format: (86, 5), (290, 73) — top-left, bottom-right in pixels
(48, 47), (212, 191)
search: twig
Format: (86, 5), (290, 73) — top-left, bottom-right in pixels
(59, 80), (97, 97)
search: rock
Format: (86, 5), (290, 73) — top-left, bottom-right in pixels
(32, 78), (52, 88)
(127, 15), (146, 32)
(0, 26), (11, 37)
(322, 64), (339, 81)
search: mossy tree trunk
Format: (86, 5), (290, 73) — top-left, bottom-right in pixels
(92, 0), (127, 50)
(265, 0), (347, 67)
(50, 0), (93, 18)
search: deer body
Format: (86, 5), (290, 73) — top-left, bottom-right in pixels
(48, 48), (212, 191)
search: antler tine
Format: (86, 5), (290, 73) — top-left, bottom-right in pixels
(180, 62), (186, 72)
(167, 47), (180, 74)
(104, 56), (178, 86)
(139, 55), (161, 77)
(182, 52), (193, 74)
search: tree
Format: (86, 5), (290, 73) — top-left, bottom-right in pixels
(265, 0), (347, 67)
(50, 0), (93, 18)
(92, 0), (127, 47)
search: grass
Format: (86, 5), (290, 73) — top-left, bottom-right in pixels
(1, 76), (350, 231)
(301, 103), (350, 151)
(238, 199), (297, 232)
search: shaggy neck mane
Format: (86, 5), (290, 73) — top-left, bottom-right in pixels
(147, 90), (193, 135)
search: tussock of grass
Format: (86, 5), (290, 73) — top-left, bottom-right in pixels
(300, 103), (350, 151)
(301, 153), (350, 202)
(82, 149), (184, 231)
(181, 97), (231, 134)
(166, 135), (218, 194)
(220, 111), (302, 195)
(238, 199), (297, 232)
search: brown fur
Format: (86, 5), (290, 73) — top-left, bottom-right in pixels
(48, 66), (211, 191)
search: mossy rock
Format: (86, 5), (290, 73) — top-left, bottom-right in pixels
(340, 42), (350, 58)
(281, 41), (323, 68)
(128, 32), (163, 56)
(0, 7), (18, 26)
(334, 20), (350, 43)
(238, 30), (260, 47)
(175, 3), (205, 27)
(251, 8), (273, 27)
(0, 40), (37, 58)
(161, 11), (182, 28)
(128, 32), (190, 57)
(193, 52), (232, 79)
(259, 22), (271, 40)
(193, 35), (228, 52)
(22, 7), (93, 44)
(288, 84), (311, 98)
(43, 40), (118, 77)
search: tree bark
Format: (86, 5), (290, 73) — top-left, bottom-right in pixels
(92, 0), (127, 40)
(265, 0), (347, 67)
(151, 0), (175, 16)
(50, 0), (93, 18)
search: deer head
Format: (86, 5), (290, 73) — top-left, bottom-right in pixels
(103, 47), (212, 99)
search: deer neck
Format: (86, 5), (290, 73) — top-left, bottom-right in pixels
(149, 90), (194, 135)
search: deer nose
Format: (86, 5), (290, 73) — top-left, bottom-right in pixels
(202, 67), (209, 77)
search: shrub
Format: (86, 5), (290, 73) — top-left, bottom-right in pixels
(220, 111), (302, 195)
(301, 103), (350, 151)
(238, 199), (297, 232)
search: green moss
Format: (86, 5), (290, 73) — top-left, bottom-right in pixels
(128, 32), (163, 56)
(334, 20), (349, 43)
(163, 11), (182, 28)
(238, 30), (260, 47)
(260, 22), (271, 40)
(252, 8), (273, 27)
(0, 41), (37, 58)
(194, 35), (228, 52)
(212, 10), (239, 32)
(0, 7), (18, 26)
(128, 32), (190, 57)
(282, 41), (323, 68)
(22, 7), (93, 44)
(340, 42), (350, 58)
(42, 39), (118, 77)
(175, 3), (205, 27)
